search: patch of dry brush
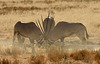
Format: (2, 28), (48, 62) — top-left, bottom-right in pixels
(0, 49), (100, 64)
(29, 54), (46, 64)
(0, 59), (11, 64)
(48, 51), (68, 62)
(70, 50), (93, 63)
(0, 58), (20, 64)
(94, 50), (100, 64)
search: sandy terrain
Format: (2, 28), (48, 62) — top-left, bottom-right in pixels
(0, 0), (100, 64)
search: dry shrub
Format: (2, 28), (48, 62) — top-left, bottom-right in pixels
(5, 48), (12, 55)
(48, 50), (68, 62)
(57, 0), (100, 2)
(48, 60), (68, 64)
(0, 58), (11, 64)
(0, 47), (7, 55)
(11, 45), (23, 59)
(0, 47), (12, 55)
(30, 55), (35, 61)
(44, 0), (55, 4)
(20, 0), (33, 4)
(12, 59), (19, 64)
(0, 45), (22, 56)
(70, 50), (92, 62)
(11, 45), (22, 55)
(0, 59), (19, 64)
(36, 0), (55, 4)
(29, 54), (46, 64)
(2, 45), (22, 56)
(2, 6), (45, 12)
(94, 50), (100, 64)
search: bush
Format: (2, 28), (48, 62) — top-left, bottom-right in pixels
(94, 50), (100, 64)
(0, 58), (11, 64)
(48, 50), (68, 62)
(70, 50), (92, 63)
(29, 54), (46, 64)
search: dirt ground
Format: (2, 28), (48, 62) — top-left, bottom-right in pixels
(0, 0), (100, 64)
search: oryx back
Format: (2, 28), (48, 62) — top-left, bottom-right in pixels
(48, 21), (89, 42)
(14, 21), (42, 40)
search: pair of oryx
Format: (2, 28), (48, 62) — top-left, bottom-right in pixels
(13, 14), (89, 53)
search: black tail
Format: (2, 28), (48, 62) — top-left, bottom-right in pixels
(80, 23), (89, 39)
(85, 29), (89, 39)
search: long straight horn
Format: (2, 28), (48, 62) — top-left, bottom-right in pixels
(41, 15), (44, 22)
(48, 11), (50, 18)
(36, 21), (39, 28)
(36, 20), (44, 34)
(41, 15), (44, 27)
(41, 15), (44, 32)
(38, 19), (44, 34)
(36, 20), (42, 33)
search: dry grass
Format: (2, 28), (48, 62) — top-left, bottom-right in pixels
(0, 0), (100, 64)
(12, 59), (19, 64)
(70, 50), (92, 63)
(0, 58), (11, 64)
(0, 50), (99, 64)
(0, 45), (22, 61)
(47, 48), (69, 62)
(29, 54), (46, 64)
(48, 52), (68, 62)
(94, 50), (100, 64)
(0, 58), (20, 64)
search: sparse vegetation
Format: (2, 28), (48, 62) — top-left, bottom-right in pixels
(12, 59), (19, 64)
(48, 50), (68, 62)
(0, 59), (11, 64)
(0, 50), (99, 64)
(94, 50), (100, 64)
(0, 0), (100, 64)
(29, 54), (46, 64)
(70, 50), (92, 63)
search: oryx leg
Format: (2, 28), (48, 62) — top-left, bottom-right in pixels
(36, 36), (44, 47)
(76, 32), (87, 49)
(17, 34), (25, 46)
(17, 34), (21, 44)
(21, 37), (26, 50)
(17, 34), (26, 50)
(29, 38), (35, 53)
(13, 31), (17, 45)
(20, 37), (26, 53)
(48, 40), (54, 45)
(60, 37), (64, 51)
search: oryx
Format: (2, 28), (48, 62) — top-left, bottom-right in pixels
(13, 21), (43, 53)
(36, 13), (56, 47)
(46, 21), (89, 49)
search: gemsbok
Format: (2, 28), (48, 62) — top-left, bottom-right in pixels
(46, 21), (89, 49)
(41, 13), (55, 41)
(13, 21), (43, 53)
(35, 13), (56, 47)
